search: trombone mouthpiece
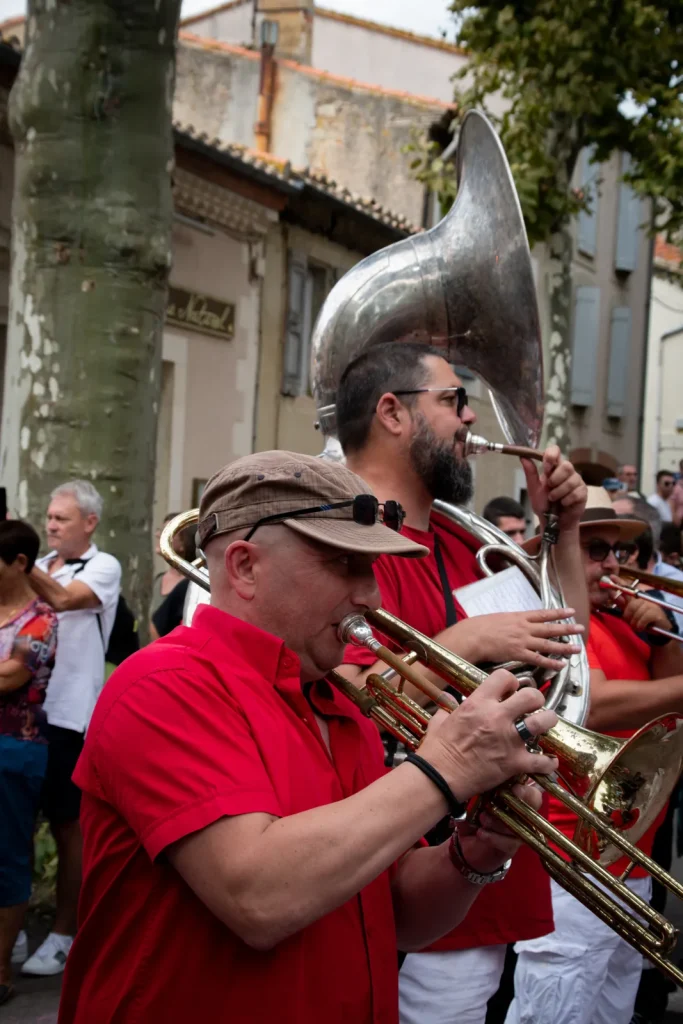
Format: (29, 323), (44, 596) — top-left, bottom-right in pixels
(338, 614), (381, 652)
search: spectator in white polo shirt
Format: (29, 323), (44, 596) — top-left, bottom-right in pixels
(21, 481), (120, 976)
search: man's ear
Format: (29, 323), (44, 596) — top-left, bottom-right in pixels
(224, 540), (259, 601)
(84, 513), (99, 536)
(375, 392), (409, 438)
(15, 553), (28, 573)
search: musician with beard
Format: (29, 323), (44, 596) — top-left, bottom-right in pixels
(336, 341), (589, 1024)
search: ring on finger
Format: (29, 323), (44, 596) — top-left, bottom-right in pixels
(514, 716), (536, 746)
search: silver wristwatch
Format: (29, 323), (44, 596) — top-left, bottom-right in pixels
(448, 828), (511, 886)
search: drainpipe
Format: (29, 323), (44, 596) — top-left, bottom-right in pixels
(254, 20), (279, 154)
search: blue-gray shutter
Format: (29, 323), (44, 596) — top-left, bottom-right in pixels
(570, 286), (601, 407)
(615, 154), (640, 273)
(606, 307), (632, 418)
(282, 250), (308, 396)
(577, 147), (598, 257)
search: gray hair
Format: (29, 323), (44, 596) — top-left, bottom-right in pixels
(51, 480), (103, 520)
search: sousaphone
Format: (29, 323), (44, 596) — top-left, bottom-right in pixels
(310, 109), (590, 725)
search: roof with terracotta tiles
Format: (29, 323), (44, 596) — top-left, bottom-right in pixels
(179, 30), (259, 62)
(0, 16), (24, 49)
(180, 1), (465, 57)
(180, 29), (451, 109)
(0, 13), (451, 111)
(655, 235), (682, 271)
(0, 16), (24, 33)
(174, 120), (419, 234)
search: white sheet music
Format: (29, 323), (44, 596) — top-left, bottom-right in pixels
(454, 566), (543, 617)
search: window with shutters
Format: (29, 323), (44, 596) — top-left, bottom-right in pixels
(577, 147), (600, 258)
(606, 307), (632, 418)
(570, 286), (601, 407)
(615, 154), (641, 274)
(282, 252), (338, 397)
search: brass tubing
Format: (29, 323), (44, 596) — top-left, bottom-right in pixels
(161, 510), (683, 986)
(599, 578), (683, 644)
(620, 566), (683, 599)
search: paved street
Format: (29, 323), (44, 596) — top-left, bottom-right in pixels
(7, 853), (683, 1023)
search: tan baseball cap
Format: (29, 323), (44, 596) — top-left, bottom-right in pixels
(197, 451), (428, 558)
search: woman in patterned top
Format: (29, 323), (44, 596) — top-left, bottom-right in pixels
(0, 521), (57, 1006)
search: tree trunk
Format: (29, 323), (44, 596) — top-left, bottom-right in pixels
(0, 0), (182, 627)
(543, 227), (574, 452)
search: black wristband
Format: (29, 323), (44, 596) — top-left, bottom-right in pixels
(404, 752), (467, 819)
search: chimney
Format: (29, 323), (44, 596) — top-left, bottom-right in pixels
(256, 0), (314, 64)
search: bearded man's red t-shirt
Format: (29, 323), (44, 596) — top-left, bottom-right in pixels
(344, 510), (554, 951)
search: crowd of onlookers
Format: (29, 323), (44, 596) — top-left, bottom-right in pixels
(0, 483), (195, 1005)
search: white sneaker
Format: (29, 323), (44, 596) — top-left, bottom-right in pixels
(21, 932), (73, 976)
(11, 930), (27, 965)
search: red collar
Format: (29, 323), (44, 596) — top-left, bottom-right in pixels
(189, 605), (360, 721)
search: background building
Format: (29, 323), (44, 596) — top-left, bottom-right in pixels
(642, 237), (683, 491)
(0, 6), (656, 520)
(177, 0), (654, 499)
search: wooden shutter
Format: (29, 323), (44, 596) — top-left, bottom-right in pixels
(615, 154), (641, 273)
(282, 250), (308, 396)
(606, 307), (632, 418)
(570, 286), (601, 407)
(577, 147), (599, 258)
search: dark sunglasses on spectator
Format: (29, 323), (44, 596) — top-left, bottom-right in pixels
(584, 539), (637, 564)
(393, 386), (468, 417)
(244, 494), (405, 542)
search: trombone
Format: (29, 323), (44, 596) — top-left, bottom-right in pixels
(161, 513), (683, 987)
(599, 574), (683, 645)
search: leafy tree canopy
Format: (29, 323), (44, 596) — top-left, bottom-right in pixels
(411, 1), (683, 246)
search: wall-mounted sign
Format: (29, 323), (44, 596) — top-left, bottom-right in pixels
(166, 286), (235, 341)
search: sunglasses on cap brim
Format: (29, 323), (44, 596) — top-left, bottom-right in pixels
(242, 494), (406, 542)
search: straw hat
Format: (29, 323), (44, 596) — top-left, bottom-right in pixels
(522, 486), (646, 555)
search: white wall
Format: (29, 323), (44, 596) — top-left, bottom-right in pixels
(312, 14), (465, 104)
(642, 272), (683, 490)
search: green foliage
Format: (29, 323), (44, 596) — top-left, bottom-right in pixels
(410, 1), (683, 246)
(32, 819), (57, 907)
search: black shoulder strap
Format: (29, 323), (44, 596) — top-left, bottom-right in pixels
(433, 534), (458, 628)
(68, 557), (105, 649)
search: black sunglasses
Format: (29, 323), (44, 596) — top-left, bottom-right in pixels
(393, 386), (468, 417)
(244, 494), (405, 542)
(585, 539), (637, 565)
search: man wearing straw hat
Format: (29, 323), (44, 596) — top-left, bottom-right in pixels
(507, 486), (683, 1024)
(57, 451), (559, 1024)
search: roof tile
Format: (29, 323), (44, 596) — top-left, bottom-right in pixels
(174, 120), (419, 234)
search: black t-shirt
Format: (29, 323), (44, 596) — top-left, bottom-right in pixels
(152, 579), (190, 637)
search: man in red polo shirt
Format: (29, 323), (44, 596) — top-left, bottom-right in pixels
(335, 342), (589, 1024)
(507, 488), (683, 1024)
(57, 451), (560, 1024)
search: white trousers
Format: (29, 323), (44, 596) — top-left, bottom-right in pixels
(505, 876), (651, 1024)
(399, 945), (507, 1024)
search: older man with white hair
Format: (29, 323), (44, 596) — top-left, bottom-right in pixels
(19, 480), (121, 976)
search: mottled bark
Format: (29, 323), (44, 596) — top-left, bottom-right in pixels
(0, 0), (182, 625)
(544, 227), (573, 452)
